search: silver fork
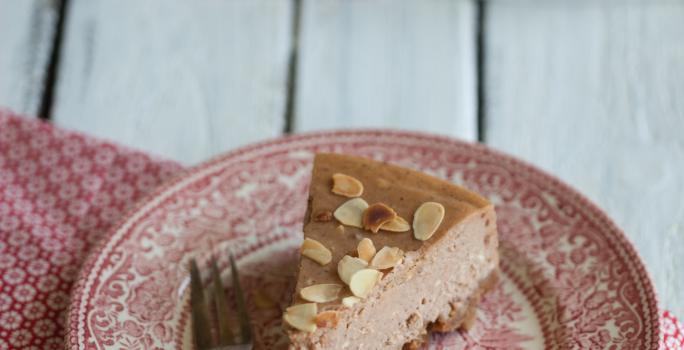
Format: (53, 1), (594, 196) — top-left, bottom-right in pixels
(190, 254), (252, 350)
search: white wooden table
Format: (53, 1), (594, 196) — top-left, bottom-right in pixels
(1, 0), (682, 317)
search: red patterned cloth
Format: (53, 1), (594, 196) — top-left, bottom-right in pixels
(0, 110), (681, 349)
(0, 111), (181, 349)
(663, 311), (684, 349)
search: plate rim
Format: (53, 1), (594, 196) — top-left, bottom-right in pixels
(66, 129), (661, 349)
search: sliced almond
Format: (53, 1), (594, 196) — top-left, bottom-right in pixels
(332, 173), (364, 197)
(334, 198), (369, 228)
(371, 246), (404, 269)
(357, 238), (376, 263)
(336, 225), (345, 234)
(300, 284), (343, 303)
(413, 202), (445, 241)
(301, 238), (332, 265)
(315, 310), (340, 328)
(283, 303), (317, 332)
(381, 216), (411, 232)
(349, 269), (383, 298)
(314, 211), (333, 222)
(337, 255), (368, 285)
(362, 203), (397, 233)
(342, 296), (362, 308)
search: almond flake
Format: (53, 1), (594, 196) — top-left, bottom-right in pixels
(381, 216), (411, 232)
(362, 203), (397, 233)
(413, 202), (445, 241)
(332, 173), (364, 197)
(301, 238), (332, 265)
(334, 198), (369, 228)
(315, 310), (340, 328)
(349, 269), (382, 298)
(300, 284), (343, 303)
(337, 255), (368, 285)
(371, 246), (404, 269)
(283, 303), (318, 332)
(336, 225), (345, 234)
(357, 238), (376, 263)
(342, 296), (362, 308)
(314, 211), (333, 222)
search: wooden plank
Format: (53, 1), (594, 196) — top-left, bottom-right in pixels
(485, 1), (684, 316)
(294, 0), (477, 141)
(52, 0), (293, 164)
(0, 0), (58, 116)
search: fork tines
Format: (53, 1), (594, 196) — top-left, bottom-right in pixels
(190, 254), (252, 350)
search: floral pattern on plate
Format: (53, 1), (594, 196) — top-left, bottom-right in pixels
(67, 131), (660, 349)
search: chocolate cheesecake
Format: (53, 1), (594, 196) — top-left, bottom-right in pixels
(283, 153), (500, 349)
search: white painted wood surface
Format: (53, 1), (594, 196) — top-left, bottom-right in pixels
(295, 0), (477, 141)
(486, 1), (684, 317)
(0, 0), (57, 116)
(52, 0), (293, 164)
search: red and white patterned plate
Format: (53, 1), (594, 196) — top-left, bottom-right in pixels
(67, 130), (660, 349)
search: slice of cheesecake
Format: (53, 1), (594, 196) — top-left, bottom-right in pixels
(283, 153), (499, 349)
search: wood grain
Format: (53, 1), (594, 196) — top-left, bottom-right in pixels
(0, 0), (58, 116)
(485, 1), (684, 316)
(294, 0), (478, 141)
(51, 0), (293, 164)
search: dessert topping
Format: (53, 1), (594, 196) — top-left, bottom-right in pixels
(413, 202), (445, 241)
(314, 211), (333, 222)
(362, 203), (397, 233)
(337, 255), (368, 285)
(349, 269), (383, 298)
(357, 238), (376, 263)
(315, 311), (340, 328)
(283, 303), (318, 332)
(334, 198), (369, 228)
(331, 173), (364, 197)
(342, 296), (361, 307)
(370, 246), (404, 269)
(380, 216), (411, 232)
(301, 238), (332, 265)
(300, 284), (343, 303)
